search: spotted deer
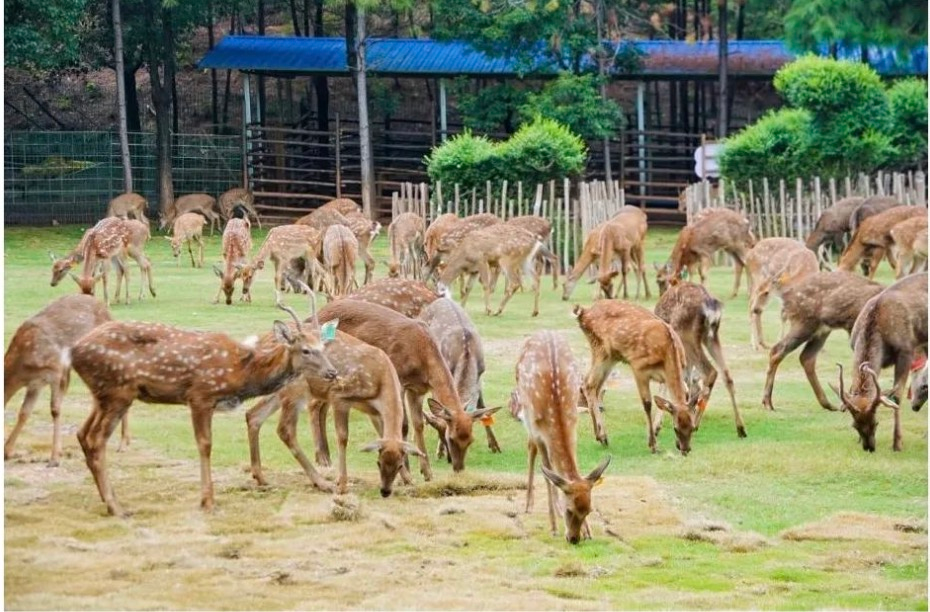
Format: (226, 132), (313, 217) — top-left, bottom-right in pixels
(595, 208), (650, 300)
(106, 192), (149, 224)
(212, 218), (254, 305)
(837, 206), (927, 278)
(314, 299), (500, 481)
(346, 278), (445, 318)
(423, 213), (502, 278)
(805, 196), (865, 265)
(319, 197), (361, 215)
(387, 212), (426, 279)
(762, 270), (883, 412)
(574, 300), (700, 454)
(71, 296), (339, 515)
(511, 330), (611, 544)
(4, 295), (129, 466)
(889, 215), (928, 279)
(72, 217), (156, 305)
(423, 213), (461, 261)
(831, 272), (928, 452)
(250, 224), (324, 296)
(217, 187), (262, 228)
(166, 212), (206, 268)
(246, 290), (421, 497)
(849, 195), (901, 233)
(344, 210), (382, 284)
(745, 238), (819, 351)
(654, 280), (746, 438)
(668, 208), (755, 297)
(161, 193), (221, 236)
(323, 224), (359, 297)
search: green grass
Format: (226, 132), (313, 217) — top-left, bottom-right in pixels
(4, 223), (927, 609)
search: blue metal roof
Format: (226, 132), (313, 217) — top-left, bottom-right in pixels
(198, 35), (928, 79)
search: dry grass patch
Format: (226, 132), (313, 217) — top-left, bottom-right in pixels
(781, 511), (928, 547)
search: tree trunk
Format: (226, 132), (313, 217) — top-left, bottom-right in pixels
(208, 0), (219, 133)
(716, 0), (728, 139)
(595, 0), (612, 182)
(112, 0), (133, 192)
(146, 0), (176, 214)
(354, 3), (374, 217)
(313, 0), (329, 133)
(125, 63), (141, 132)
(288, 0), (302, 36)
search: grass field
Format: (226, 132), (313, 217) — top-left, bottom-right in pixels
(4, 223), (927, 610)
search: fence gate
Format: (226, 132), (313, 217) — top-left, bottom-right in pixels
(621, 129), (704, 222)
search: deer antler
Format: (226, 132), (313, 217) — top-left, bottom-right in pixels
(286, 275), (320, 331)
(274, 290), (303, 332)
(835, 363), (851, 408)
(859, 363), (883, 408)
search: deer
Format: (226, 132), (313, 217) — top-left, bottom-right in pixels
(160, 193), (221, 236)
(831, 272), (928, 452)
(387, 212), (426, 279)
(889, 214), (929, 279)
(4, 295), (129, 466)
(166, 212), (206, 268)
(323, 224), (359, 297)
(418, 297), (502, 456)
(217, 187), (262, 228)
(837, 206), (927, 279)
(344, 210), (382, 285)
(745, 238), (819, 351)
(345, 278), (445, 318)
(313, 299), (500, 481)
(319, 197), (361, 215)
(70, 296), (339, 516)
(804, 196), (864, 266)
(761, 270), (884, 412)
(595, 209), (651, 301)
(71, 217), (156, 305)
(511, 330), (612, 544)
(438, 224), (557, 317)
(574, 300), (701, 455)
(849, 195), (902, 233)
(911, 360), (928, 412)
(106, 192), (149, 225)
(654, 280), (746, 438)
(667, 208), (755, 298)
(249, 224), (324, 296)
(423, 213), (461, 261)
(423, 213), (502, 279)
(246, 289), (421, 497)
(212, 218), (254, 305)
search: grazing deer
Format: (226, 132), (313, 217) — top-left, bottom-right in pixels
(106, 192), (149, 224)
(246, 290), (420, 497)
(745, 238), (819, 351)
(4, 295), (129, 466)
(424, 213), (502, 278)
(344, 210), (381, 285)
(323, 224), (359, 297)
(319, 197), (361, 215)
(161, 193), (221, 236)
(387, 212), (426, 279)
(762, 271), (884, 412)
(166, 212), (206, 268)
(71, 217), (156, 305)
(295, 207), (348, 238)
(889, 215), (929, 279)
(314, 299), (500, 480)
(849, 195), (901, 233)
(832, 272), (928, 452)
(805, 196), (865, 265)
(654, 280), (746, 437)
(72, 297), (338, 515)
(668, 208), (755, 297)
(423, 213), (461, 261)
(217, 187), (262, 228)
(418, 297), (502, 455)
(512, 330), (611, 544)
(837, 206), (927, 278)
(595, 209), (650, 300)
(250, 224), (324, 296)
(574, 300), (700, 454)
(213, 218), (254, 305)
(345, 278), (444, 317)
(911, 360), (928, 412)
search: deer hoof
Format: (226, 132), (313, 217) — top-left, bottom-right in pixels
(46, 459), (61, 468)
(489, 443), (502, 454)
(737, 426), (747, 438)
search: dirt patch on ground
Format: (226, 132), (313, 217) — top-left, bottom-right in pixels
(781, 512), (927, 547)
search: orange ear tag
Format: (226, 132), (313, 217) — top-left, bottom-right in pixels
(480, 414), (496, 427)
(697, 397), (708, 413)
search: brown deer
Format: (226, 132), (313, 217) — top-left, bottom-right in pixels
(217, 187), (262, 228)
(595, 210), (650, 300)
(71, 217), (156, 305)
(246, 291), (421, 497)
(314, 299), (500, 480)
(668, 208), (755, 297)
(344, 210), (381, 284)
(4, 295), (129, 466)
(212, 218), (254, 305)
(762, 270), (883, 412)
(346, 278), (445, 318)
(911, 361), (928, 412)
(574, 300), (700, 455)
(423, 213), (461, 261)
(319, 197), (361, 215)
(511, 330), (611, 544)
(424, 213), (502, 278)
(849, 195), (901, 233)
(250, 224), (324, 295)
(418, 297), (502, 456)
(889, 215), (929, 278)
(745, 238), (819, 351)
(387, 212), (426, 279)
(654, 280), (746, 438)
(166, 212), (206, 268)
(106, 192), (148, 224)
(804, 196), (865, 265)
(71, 297), (339, 515)
(837, 206), (927, 278)
(832, 272), (928, 452)
(323, 224), (359, 297)
(161, 193), (221, 236)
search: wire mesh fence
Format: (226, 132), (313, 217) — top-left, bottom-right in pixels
(4, 131), (242, 226)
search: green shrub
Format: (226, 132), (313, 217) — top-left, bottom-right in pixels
(887, 78), (929, 169)
(720, 109), (816, 186)
(425, 130), (500, 192)
(519, 73), (624, 141)
(453, 79), (528, 134)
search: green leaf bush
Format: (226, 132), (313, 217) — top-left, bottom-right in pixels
(887, 78), (929, 169)
(718, 109), (817, 185)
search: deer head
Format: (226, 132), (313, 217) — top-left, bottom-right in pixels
(423, 398), (500, 472)
(361, 439), (424, 497)
(653, 393), (698, 456)
(831, 363), (898, 452)
(540, 455), (611, 544)
(654, 262), (674, 296)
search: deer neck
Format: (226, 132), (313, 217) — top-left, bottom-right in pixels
(236, 343), (299, 398)
(424, 346), (464, 414)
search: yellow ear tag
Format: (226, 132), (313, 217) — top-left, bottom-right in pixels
(480, 414), (496, 427)
(593, 477), (605, 488)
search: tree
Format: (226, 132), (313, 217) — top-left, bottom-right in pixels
(519, 73), (623, 142)
(113, 0), (133, 192)
(784, 0), (928, 53)
(5, 0), (89, 72)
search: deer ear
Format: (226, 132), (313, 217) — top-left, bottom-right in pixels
(585, 455), (612, 485)
(426, 398), (454, 422)
(403, 442), (426, 458)
(470, 405), (501, 422)
(212, 264), (224, 278)
(421, 408), (447, 431)
(272, 320), (296, 344)
(540, 465), (572, 494)
(653, 395), (676, 415)
(320, 320), (339, 343)
(360, 440), (384, 453)
(48, 251), (58, 262)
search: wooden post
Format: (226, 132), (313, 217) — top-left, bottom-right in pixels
(471, 188), (476, 216)
(517, 181), (524, 216)
(796, 178), (804, 238)
(829, 177), (837, 207)
(845, 176), (852, 198)
(917, 171), (927, 206)
(533, 184), (544, 215)
(335, 113), (342, 199)
(814, 176), (822, 225)
(435, 181), (443, 218)
(420, 182), (428, 220)
(501, 180), (509, 220)
(779, 179), (787, 237)
(454, 183), (460, 216)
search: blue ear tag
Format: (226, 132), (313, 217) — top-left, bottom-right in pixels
(321, 320), (338, 341)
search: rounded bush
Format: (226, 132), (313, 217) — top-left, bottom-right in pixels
(425, 130), (500, 192)
(720, 108), (816, 186)
(887, 78), (928, 168)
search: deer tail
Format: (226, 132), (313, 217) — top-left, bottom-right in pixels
(702, 296), (723, 339)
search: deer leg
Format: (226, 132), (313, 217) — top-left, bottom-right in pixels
(530, 259), (542, 318)
(76, 396), (133, 516)
(799, 331), (837, 411)
(404, 389), (433, 481)
(48, 370), (71, 466)
(524, 440), (538, 513)
(480, 262), (495, 316)
(189, 407), (216, 511)
(761, 326), (809, 411)
(187, 239), (196, 267)
(538, 446), (561, 536)
(245, 393), (281, 487)
(636, 243), (651, 299)
(729, 251), (746, 298)
(362, 248), (375, 285)
(333, 405), (353, 493)
(313, 400), (332, 467)
(890, 352), (909, 451)
(865, 247), (884, 279)
(493, 265), (522, 316)
(484, 423), (501, 453)
(633, 375), (659, 453)
(279, 396), (334, 492)
(4, 384), (40, 461)
(460, 272), (479, 306)
(704, 336), (745, 437)
(620, 253), (630, 300)
(749, 285), (772, 351)
(582, 356), (613, 446)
